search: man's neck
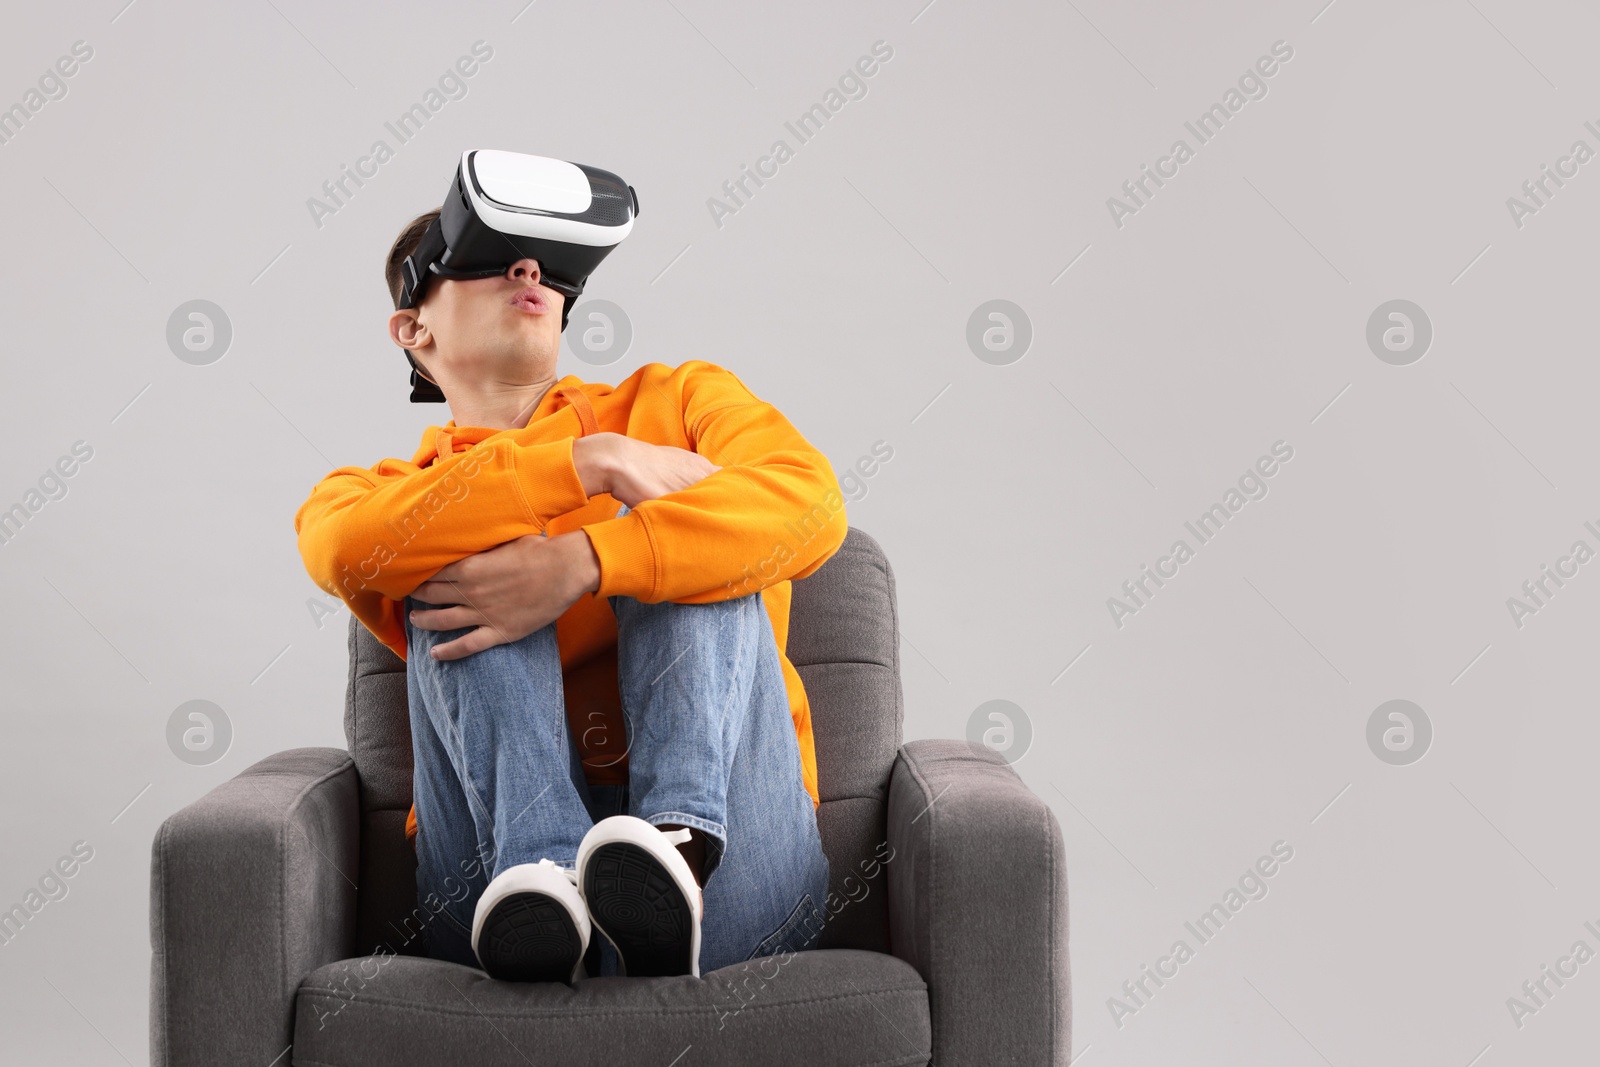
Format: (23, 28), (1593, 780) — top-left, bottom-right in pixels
(446, 374), (561, 430)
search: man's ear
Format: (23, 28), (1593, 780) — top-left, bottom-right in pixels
(389, 308), (430, 351)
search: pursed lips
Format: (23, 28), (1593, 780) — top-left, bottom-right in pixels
(510, 287), (547, 314)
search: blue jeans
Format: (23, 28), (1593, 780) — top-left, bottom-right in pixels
(403, 506), (830, 977)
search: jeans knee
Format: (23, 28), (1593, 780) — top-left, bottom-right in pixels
(608, 590), (762, 621)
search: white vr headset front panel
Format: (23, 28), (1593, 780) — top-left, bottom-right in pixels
(462, 150), (633, 248)
(470, 150), (592, 212)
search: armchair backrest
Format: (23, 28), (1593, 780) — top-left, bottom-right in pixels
(343, 526), (904, 956)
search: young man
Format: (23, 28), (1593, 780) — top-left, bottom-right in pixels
(293, 208), (844, 982)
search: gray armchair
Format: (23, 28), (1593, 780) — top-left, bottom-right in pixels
(149, 528), (1071, 1065)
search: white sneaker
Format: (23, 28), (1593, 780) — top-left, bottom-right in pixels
(471, 858), (591, 983)
(576, 816), (704, 978)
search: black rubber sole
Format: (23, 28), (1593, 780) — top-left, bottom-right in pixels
(475, 892), (584, 983)
(583, 842), (695, 977)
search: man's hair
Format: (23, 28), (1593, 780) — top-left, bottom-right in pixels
(385, 209), (441, 309)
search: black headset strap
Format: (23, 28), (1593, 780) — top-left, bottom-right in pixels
(399, 218), (448, 311)
(401, 216), (449, 401)
(406, 353), (447, 404)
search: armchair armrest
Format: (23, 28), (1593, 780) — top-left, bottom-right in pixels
(150, 747), (359, 1067)
(887, 738), (1071, 1065)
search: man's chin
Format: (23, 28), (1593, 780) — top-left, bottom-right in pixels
(515, 313), (561, 345)
(494, 340), (560, 378)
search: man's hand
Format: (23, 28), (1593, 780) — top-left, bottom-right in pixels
(409, 530), (601, 661)
(574, 432), (721, 508)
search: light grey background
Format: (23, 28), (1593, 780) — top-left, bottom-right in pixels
(1, 0), (1595, 1063)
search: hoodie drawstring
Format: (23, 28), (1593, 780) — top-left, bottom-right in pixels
(558, 386), (598, 437)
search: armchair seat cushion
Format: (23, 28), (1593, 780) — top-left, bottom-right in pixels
(292, 947), (931, 1067)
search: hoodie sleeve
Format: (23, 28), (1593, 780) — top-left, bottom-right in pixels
(579, 362), (848, 603)
(293, 435), (591, 608)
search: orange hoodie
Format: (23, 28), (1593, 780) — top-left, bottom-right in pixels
(294, 360), (847, 844)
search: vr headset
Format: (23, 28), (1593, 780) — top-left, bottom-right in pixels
(396, 149), (639, 402)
